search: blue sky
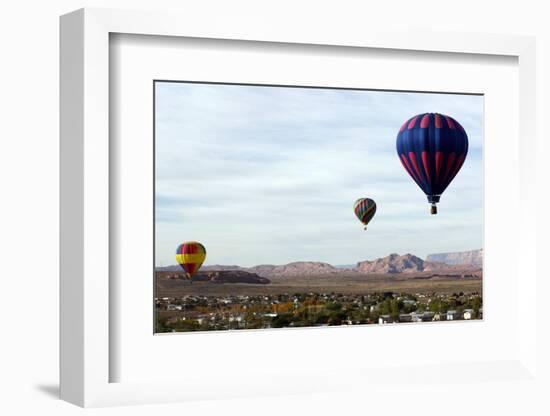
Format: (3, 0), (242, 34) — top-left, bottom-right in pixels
(155, 82), (483, 267)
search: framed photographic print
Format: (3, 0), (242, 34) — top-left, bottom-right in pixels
(153, 81), (483, 334)
(60, 7), (538, 408)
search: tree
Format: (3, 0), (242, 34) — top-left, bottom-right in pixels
(380, 299), (392, 315)
(271, 313), (293, 328)
(328, 311), (346, 326)
(429, 299), (442, 313)
(471, 296), (482, 317)
(326, 302), (342, 311)
(315, 313), (329, 325)
(390, 299), (400, 320)
(155, 315), (171, 333)
(169, 319), (201, 332)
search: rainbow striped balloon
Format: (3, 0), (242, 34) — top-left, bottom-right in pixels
(353, 198), (376, 230)
(176, 241), (207, 279)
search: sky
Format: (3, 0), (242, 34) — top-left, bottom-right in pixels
(155, 82), (483, 267)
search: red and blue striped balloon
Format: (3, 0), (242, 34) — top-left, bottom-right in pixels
(396, 113), (468, 214)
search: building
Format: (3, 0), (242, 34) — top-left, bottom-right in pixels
(446, 310), (459, 320)
(228, 314), (244, 323)
(398, 314), (412, 323)
(410, 312), (423, 323)
(463, 309), (474, 320)
(422, 312), (435, 322)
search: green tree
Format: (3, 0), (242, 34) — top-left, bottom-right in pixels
(271, 313), (293, 328)
(390, 299), (400, 320)
(326, 302), (342, 311)
(328, 311), (346, 326)
(471, 296), (482, 317)
(155, 315), (171, 333)
(380, 299), (392, 315)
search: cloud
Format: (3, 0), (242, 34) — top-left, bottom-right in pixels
(155, 82), (483, 267)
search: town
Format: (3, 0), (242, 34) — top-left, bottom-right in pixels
(155, 291), (482, 332)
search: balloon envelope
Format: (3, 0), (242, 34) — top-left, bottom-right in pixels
(354, 198), (376, 229)
(176, 241), (206, 278)
(396, 113), (468, 213)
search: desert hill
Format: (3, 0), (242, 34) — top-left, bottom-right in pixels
(356, 253), (424, 274)
(156, 269), (270, 284)
(247, 262), (338, 278)
(157, 249), (482, 279)
(355, 252), (481, 275)
(425, 249), (482, 267)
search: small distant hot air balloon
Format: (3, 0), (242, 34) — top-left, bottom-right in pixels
(353, 198), (377, 230)
(396, 113), (469, 214)
(176, 241), (206, 282)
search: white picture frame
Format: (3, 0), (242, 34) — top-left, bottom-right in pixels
(60, 8), (538, 408)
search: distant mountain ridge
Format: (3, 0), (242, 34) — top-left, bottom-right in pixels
(355, 252), (481, 275)
(356, 253), (425, 274)
(425, 249), (482, 267)
(158, 262), (340, 277)
(157, 269), (270, 284)
(248, 262), (339, 278)
(157, 249), (482, 278)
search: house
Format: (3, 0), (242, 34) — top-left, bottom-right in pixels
(463, 309), (475, 320)
(422, 312), (435, 322)
(446, 310), (459, 320)
(410, 312), (423, 323)
(228, 314), (244, 323)
(398, 314), (412, 323)
(378, 314), (391, 324)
